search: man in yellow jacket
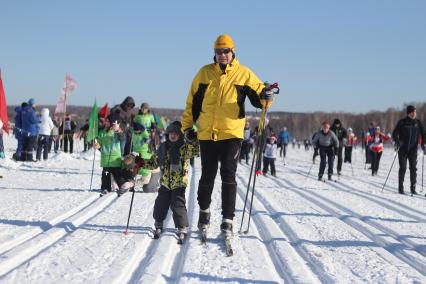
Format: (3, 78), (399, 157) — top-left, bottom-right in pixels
(181, 34), (274, 236)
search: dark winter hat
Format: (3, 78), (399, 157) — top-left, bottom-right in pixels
(333, 118), (341, 125)
(133, 122), (145, 132)
(141, 102), (150, 109)
(406, 105), (416, 114)
(166, 120), (182, 135)
(107, 112), (121, 124)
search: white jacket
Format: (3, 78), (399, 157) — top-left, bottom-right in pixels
(263, 143), (277, 159)
(38, 108), (54, 136)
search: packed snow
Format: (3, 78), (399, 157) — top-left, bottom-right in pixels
(0, 134), (425, 284)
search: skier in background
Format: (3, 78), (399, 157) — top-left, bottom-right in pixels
(36, 108), (54, 161)
(366, 126), (390, 176)
(392, 105), (426, 195)
(312, 121), (339, 181)
(330, 118), (347, 175)
(263, 136), (277, 176)
(278, 126), (290, 158)
(344, 127), (357, 164)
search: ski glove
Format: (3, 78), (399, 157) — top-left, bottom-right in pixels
(423, 145), (426, 155)
(260, 82), (279, 109)
(184, 128), (197, 143)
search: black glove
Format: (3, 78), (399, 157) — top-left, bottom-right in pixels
(334, 147), (338, 155)
(422, 144), (426, 155)
(184, 128), (197, 143)
(394, 143), (400, 152)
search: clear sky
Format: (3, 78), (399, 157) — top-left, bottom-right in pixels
(1, 0), (425, 113)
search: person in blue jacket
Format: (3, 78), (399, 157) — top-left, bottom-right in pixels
(12, 103), (26, 161)
(278, 126), (290, 158)
(21, 98), (39, 161)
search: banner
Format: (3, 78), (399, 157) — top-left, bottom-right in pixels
(87, 99), (98, 142)
(98, 103), (109, 121)
(61, 74), (79, 95)
(0, 70), (10, 134)
(54, 94), (67, 115)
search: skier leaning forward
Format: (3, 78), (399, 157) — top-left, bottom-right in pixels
(312, 121), (339, 181)
(181, 34), (274, 235)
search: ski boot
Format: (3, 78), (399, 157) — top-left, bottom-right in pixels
(220, 219), (233, 237)
(198, 208), (210, 243)
(177, 227), (188, 245)
(153, 222), (163, 239)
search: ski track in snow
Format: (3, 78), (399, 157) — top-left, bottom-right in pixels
(0, 136), (425, 283)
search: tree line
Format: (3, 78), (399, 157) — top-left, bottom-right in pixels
(7, 102), (426, 141)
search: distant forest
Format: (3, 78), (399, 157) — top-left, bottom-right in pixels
(7, 102), (426, 141)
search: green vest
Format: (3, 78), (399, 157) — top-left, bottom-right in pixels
(98, 129), (122, 168)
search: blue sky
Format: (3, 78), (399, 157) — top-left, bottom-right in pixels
(1, 0), (425, 113)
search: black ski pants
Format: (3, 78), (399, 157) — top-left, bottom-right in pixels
(398, 147), (417, 191)
(22, 135), (37, 161)
(263, 157), (276, 176)
(36, 135), (50, 160)
(153, 186), (188, 229)
(344, 146), (353, 163)
(198, 138), (242, 220)
(319, 146), (335, 178)
(371, 151), (382, 174)
(280, 143), (288, 158)
(239, 140), (250, 164)
(64, 133), (74, 153)
(336, 145), (343, 173)
(365, 145), (372, 164)
(101, 167), (132, 191)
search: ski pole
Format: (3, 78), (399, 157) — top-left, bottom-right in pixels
(239, 111), (264, 234)
(421, 152), (424, 193)
(381, 146), (400, 192)
(306, 162), (314, 178)
(244, 111), (267, 234)
(89, 144), (97, 191)
(123, 182), (136, 235)
(243, 83), (279, 234)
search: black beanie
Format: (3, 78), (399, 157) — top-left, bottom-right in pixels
(406, 105), (416, 114)
(107, 112), (121, 124)
(166, 121), (182, 134)
(133, 122), (145, 132)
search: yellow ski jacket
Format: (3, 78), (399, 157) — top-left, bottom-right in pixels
(182, 59), (264, 141)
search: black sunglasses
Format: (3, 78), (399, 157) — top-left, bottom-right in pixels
(215, 48), (232, 55)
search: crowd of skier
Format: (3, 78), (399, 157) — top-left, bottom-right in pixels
(1, 34), (425, 253)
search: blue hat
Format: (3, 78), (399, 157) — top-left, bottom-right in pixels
(28, 98), (36, 106)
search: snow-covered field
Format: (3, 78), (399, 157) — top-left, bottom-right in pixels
(0, 134), (425, 284)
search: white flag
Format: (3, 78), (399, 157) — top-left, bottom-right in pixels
(54, 94), (67, 115)
(61, 74), (79, 95)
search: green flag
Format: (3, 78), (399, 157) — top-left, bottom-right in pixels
(87, 99), (98, 142)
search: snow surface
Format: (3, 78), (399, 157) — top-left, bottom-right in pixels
(0, 134), (425, 284)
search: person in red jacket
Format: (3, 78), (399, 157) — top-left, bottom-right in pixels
(366, 126), (390, 176)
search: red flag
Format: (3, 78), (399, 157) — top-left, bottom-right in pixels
(0, 70), (10, 134)
(98, 103), (109, 121)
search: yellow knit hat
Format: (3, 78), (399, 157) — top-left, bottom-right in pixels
(214, 34), (235, 52)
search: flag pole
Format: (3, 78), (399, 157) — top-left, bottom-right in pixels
(61, 91), (67, 150)
(89, 127), (96, 191)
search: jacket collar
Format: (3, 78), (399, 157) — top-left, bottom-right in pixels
(214, 58), (240, 75)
